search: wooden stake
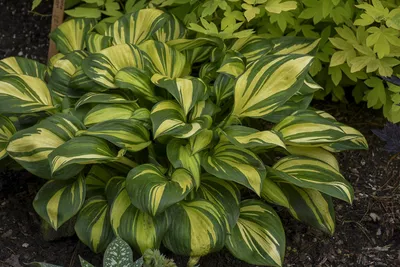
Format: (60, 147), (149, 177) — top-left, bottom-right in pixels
(47, 0), (65, 61)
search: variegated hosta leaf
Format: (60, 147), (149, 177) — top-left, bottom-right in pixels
(280, 183), (335, 235)
(287, 146), (339, 171)
(7, 114), (85, 179)
(153, 13), (187, 42)
(199, 62), (218, 84)
(262, 93), (313, 123)
(33, 173), (86, 230)
(213, 73), (235, 105)
(48, 50), (89, 98)
(323, 137), (370, 152)
(185, 46), (213, 65)
(269, 155), (354, 203)
(201, 141), (266, 195)
(232, 54), (313, 119)
(0, 57), (46, 79)
(110, 188), (168, 253)
(75, 92), (136, 109)
(139, 40), (186, 78)
(229, 36), (273, 63)
(69, 67), (108, 92)
(115, 67), (158, 102)
(270, 37), (320, 56)
(85, 32), (113, 53)
(163, 200), (227, 257)
(167, 139), (201, 187)
(151, 74), (208, 116)
(226, 199), (285, 267)
(84, 103), (139, 126)
(217, 50), (246, 78)
(190, 100), (218, 120)
(273, 110), (368, 149)
(126, 164), (195, 216)
(103, 238), (135, 267)
(82, 44), (146, 88)
(167, 36), (224, 51)
(77, 119), (151, 152)
(0, 74), (54, 113)
(105, 176), (126, 204)
(261, 177), (289, 208)
(221, 125), (286, 150)
(47, 53), (65, 77)
(50, 18), (97, 54)
(48, 136), (122, 180)
(75, 196), (115, 253)
(298, 74), (323, 95)
(195, 175), (241, 229)
(151, 100), (211, 139)
(105, 9), (169, 45)
(86, 165), (119, 198)
(189, 129), (214, 155)
(0, 115), (16, 160)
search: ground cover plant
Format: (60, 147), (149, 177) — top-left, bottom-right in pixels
(32, 0), (400, 122)
(0, 7), (368, 267)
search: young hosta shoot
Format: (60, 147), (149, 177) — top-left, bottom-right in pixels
(1, 7), (368, 267)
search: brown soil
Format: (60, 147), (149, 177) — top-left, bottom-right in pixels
(0, 1), (399, 266)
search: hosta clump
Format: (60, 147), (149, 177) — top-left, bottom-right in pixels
(0, 8), (367, 267)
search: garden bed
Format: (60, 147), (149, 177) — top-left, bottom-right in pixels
(0, 1), (399, 266)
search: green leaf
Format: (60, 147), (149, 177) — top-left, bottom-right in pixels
(77, 119), (151, 153)
(110, 188), (168, 253)
(261, 177), (289, 208)
(85, 33), (113, 53)
(232, 54), (313, 118)
(366, 26), (400, 58)
(273, 110), (367, 148)
(83, 103), (140, 127)
(226, 199), (285, 267)
(126, 164), (195, 216)
(217, 50), (246, 78)
(85, 165), (119, 198)
(65, 7), (102, 18)
(213, 73), (235, 105)
(229, 36), (273, 63)
(75, 196), (115, 253)
(105, 9), (169, 45)
(48, 136), (123, 180)
(286, 146), (339, 171)
(50, 18), (96, 54)
(75, 93), (136, 109)
(83, 44), (146, 88)
(195, 175), (241, 229)
(151, 100), (210, 139)
(103, 238), (135, 267)
(0, 115), (17, 160)
(189, 129), (214, 155)
(139, 40), (186, 79)
(221, 125), (286, 149)
(0, 74), (54, 113)
(0, 57), (46, 79)
(7, 114), (85, 179)
(151, 74), (208, 116)
(153, 13), (187, 42)
(115, 67), (158, 102)
(265, 0), (297, 14)
(33, 173), (86, 230)
(280, 184), (336, 235)
(269, 155), (354, 203)
(201, 141), (266, 195)
(163, 199), (227, 257)
(167, 139), (201, 187)
(270, 37), (320, 56)
(79, 257), (95, 267)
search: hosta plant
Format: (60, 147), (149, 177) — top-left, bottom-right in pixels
(32, 0), (400, 122)
(1, 7), (368, 267)
(32, 237), (176, 267)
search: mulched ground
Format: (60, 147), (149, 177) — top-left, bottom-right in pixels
(0, 1), (400, 266)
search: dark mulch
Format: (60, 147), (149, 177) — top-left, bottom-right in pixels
(0, 1), (400, 266)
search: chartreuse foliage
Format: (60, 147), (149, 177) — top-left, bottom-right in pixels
(33, 0), (400, 121)
(3, 7), (368, 267)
